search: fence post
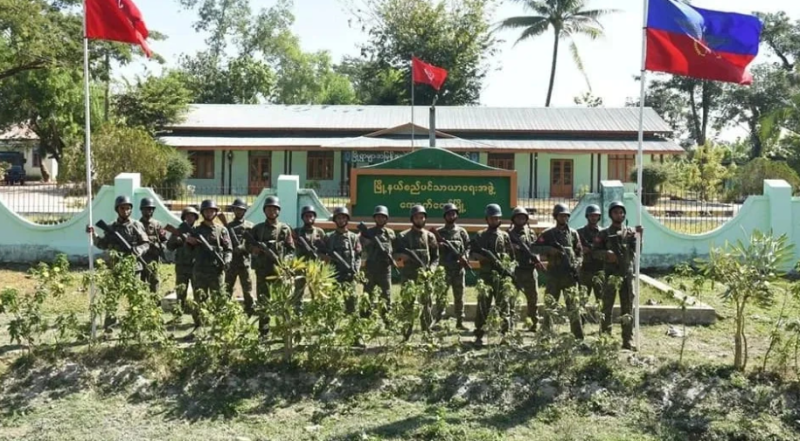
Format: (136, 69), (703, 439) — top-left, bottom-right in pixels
(764, 179), (793, 243)
(600, 180), (625, 227)
(277, 175), (300, 228)
(114, 173), (141, 202)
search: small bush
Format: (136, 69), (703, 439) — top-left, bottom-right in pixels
(631, 163), (670, 206)
(160, 152), (193, 199)
(729, 158), (800, 198)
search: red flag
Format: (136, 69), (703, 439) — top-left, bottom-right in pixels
(412, 57), (448, 91)
(85, 0), (152, 57)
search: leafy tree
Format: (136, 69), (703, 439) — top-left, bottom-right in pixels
(671, 143), (729, 200)
(573, 91), (603, 107)
(344, 0), (499, 105)
(729, 158), (800, 197)
(754, 11), (800, 71)
(113, 71), (192, 133)
(497, 0), (618, 107)
(631, 163), (670, 206)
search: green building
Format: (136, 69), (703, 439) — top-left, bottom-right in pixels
(159, 104), (682, 199)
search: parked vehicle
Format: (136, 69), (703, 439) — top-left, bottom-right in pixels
(4, 165), (26, 185)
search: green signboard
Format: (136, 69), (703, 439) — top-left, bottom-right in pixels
(349, 148), (517, 220)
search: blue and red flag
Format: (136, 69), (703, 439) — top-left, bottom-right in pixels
(645, 0), (762, 85)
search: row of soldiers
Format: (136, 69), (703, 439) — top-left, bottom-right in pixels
(87, 194), (642, 349)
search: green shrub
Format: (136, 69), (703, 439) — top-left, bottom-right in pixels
(729, 158), (800, 197)
(631, 163), (670, 206)
(160, 152), (193, 199)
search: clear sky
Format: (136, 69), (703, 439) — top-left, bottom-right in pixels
(120, 0), (797, 137)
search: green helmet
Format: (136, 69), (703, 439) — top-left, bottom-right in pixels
(442, 203), (459, 217)
(300, 205), (316, 217)
(139, 197), (156, 209)
(552, 203), (571, 218)
(373, 205), (389, 218)
(585, 204), (601, 218)
(181, 206), (199, 221)
(511, 206), (529, 220)
(608, 201), (626, 216)
(114, 196), (133, 210)
(333, 206), (351, 220)
(263, 196), (280, 210)
(409, 205), (427, 219)
(200, 199), (219, 212)
(228, 198), (248, 210)
(485, 203), (502, 217)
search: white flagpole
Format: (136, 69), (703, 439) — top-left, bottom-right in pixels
(634, 0), (650, 350)
(83, 1), (97, 339)
(411, 55), (415, 150)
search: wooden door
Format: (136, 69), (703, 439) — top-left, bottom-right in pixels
(550, 159), (574, 198)
(248, 152), (272, 195)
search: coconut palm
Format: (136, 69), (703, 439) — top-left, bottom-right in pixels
(497, 0), (618, 106)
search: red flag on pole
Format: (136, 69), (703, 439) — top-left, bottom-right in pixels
(412, 57), (448, 91)
(85, 0), (152, 57)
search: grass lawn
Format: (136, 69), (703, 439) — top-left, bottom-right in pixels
(1, 264), (798, 440)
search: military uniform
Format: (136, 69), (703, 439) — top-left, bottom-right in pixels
(293, 223), (326, 300)
(509, 223), (540, 330)
(140, 216), (166, 293)
(592, 221), (640, 348)
(470, 225), (514, 339)
(437, 224), (470, 324)
(166, 219), (195, 311)
(325, 228), (362, 312)
(363, 224), (395, 312)
(248, 196), (295, 335)
(531, 224), (584, 339)
(395, 222), (439, 336)
(225, 217), (254, 308)
(191, 220), (233, 324)
(577, 223), (604, 302)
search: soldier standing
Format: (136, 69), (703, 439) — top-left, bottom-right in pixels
(294, 205), (326, 301)
(139, 197), (166, 294)
(469, 204), (514, 347)
(592, 201), (643, 350)
(323, 207), (362, 312)
(186, 200), (232, 329)
(361, 205), (395, 317)
(394, 205), (439, 339)
(530, 203), (584, 340)
(166, 206), (198, 313)
(577, 204), (604, 303)
(508, 206), (544, 332)
(246, 196), (295, 336)
(89, 195), (151, 331)
(224, 198), (254, 310)
(435, 203), (470, 330)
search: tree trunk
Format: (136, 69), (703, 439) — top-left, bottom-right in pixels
(545, 28), (560, 107)
(749, 106), (763, 159)
(104, 52), (110, 122)
(688, 85), (702, 145)
(700, 81), (710, 146)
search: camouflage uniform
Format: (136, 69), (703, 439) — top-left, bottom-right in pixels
(509, 223), (540, 330)
(531, 225), (584, 340)
(248, 217), (295, 334)
(191, 220), (233, 325)
(363, 225), (396, 314)
(592, 221), (640, 348)
(436, 224), (470, 325)
(140, 217), (166, 294)
(577, 224), (604, 302)
(470, 225), (514, 339)
(166, 220), (195, 311)
(294, 223), (325, 302)
(225, 218), (254, 311)
(395, 226), (439, 336)
(325, 228), (362, 313)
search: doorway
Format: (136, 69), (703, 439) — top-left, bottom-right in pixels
(549, 159), (574, 198)
(248, 151), (272, 195)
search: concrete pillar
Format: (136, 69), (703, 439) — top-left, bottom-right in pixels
(600, 180), (624, 227)
(764, 179), (793, 242)
(114, 173), (141, 201)
(277, 175), (300, 228)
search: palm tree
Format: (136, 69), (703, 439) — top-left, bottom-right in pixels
(497, 0), (618, 107)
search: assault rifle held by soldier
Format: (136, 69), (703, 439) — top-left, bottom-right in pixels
(164, 224), (227, 269)
(429, 227), (475, 276)
(357, 221), (399, 271)
(96, 219), (155, 277)
(313, 239), (354, 277)
(394, 242), (429, 270)
(242, 230), (283, 265)
(291, 231), (318, 257)
(472, 245), (521, 289)
(508, 231), (546, 272)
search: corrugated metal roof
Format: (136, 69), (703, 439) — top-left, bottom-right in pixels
(160, 135), (684, 153)
(168, 104), (674, 134)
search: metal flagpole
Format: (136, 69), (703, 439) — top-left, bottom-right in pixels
(83, 1), (97, 339)
(634, 0), (650, 350)
(411, 55), (415, 150)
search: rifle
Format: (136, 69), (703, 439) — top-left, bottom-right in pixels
(395, 243), (428, 269)
(472, 246), (519, 287)
(429, 227), (474, 276)
(165, 224), (227, 269)
(95, 219), (154, 276)
(313, 239), (354, 277)
(242, 230), (282, 265)
(357, 222), (399, 270)
(292, 230), (317, 256)
(551, 242), (581, 283)
(508, 230), (544, 270)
